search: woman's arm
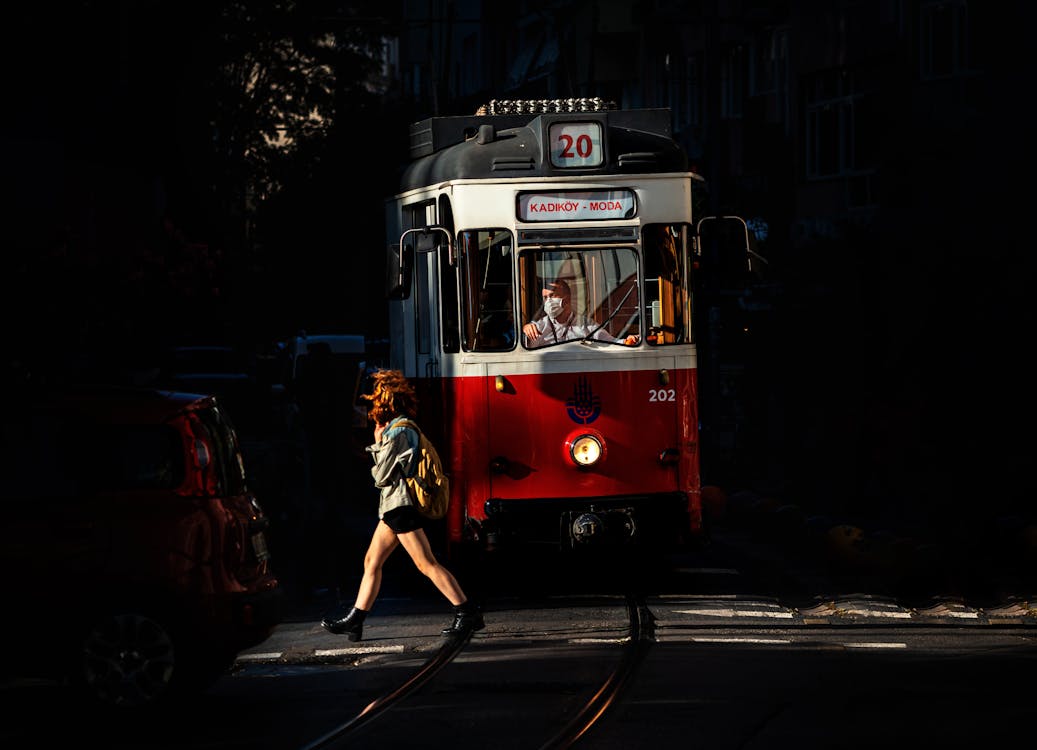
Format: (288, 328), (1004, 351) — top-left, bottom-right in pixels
(369, 423), (418, 488)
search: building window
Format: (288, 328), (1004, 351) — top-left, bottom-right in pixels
(775, 28), (790, 134)
(920, 0), (969, 79)
(669, 54), (701, 132)
(804, 69), (876, 182)
(658, 52), (673, 110)
(720, 45), (745, 120)
(750, 31), (776, 95)
(411, 63), (422, 99)
(684, 55), (702, 129)
(750, 27), (790, 133)
(460, 33), (478, 96)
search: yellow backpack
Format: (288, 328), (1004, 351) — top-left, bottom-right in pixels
(395, 420), (450, 520)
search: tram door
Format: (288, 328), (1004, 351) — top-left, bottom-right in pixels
(419, 203), (443, 380)
(387, 199), (457, 452)
(457, 228), (518, 500)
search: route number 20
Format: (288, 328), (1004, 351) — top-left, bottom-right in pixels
(649, 388), (676, 402)
(549, 122), (603, 167)
(558, 133), (593, 158)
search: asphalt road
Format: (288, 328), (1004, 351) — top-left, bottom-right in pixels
(2, 507), (1034, 750)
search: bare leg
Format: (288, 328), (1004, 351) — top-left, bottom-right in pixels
(396, 528), (467, 606)
(354, 520), (400, 611)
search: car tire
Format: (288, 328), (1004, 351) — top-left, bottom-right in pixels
(73, 611), (179, 709)
(69, 607), (240, 711)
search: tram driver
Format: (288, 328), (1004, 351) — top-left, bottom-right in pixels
(523, 279), (640, 347)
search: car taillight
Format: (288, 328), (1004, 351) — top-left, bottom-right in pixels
(171, 413), (218, 497)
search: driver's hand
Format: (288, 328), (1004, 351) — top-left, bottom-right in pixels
(523, 322), (541, 341)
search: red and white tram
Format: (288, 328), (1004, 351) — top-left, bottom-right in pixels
(383, 98), (742, 554)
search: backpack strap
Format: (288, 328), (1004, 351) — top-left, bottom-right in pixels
(393, 418), (421, 438)
(391, 419), (422, 480)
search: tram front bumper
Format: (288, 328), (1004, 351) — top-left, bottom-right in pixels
(481, 493), (691, 550)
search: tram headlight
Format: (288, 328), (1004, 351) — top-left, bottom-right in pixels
(566, 432), (604, 467)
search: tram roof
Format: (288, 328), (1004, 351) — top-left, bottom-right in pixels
(400, 108), (688, 193)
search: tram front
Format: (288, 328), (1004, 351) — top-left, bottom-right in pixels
(385, 100), (707, 554)
(455, 213), (702, 551)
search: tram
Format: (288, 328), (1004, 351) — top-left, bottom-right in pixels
(383, 98), (751, 554)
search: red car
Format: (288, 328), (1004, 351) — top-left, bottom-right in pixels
(0, 384), (283, 708)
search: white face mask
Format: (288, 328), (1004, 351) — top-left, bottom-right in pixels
(543, 296), (564, 319)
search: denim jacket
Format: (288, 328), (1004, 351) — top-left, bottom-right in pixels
(365, 415), (420, 518)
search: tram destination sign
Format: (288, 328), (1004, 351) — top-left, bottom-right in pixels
(517, 190), (636, 222)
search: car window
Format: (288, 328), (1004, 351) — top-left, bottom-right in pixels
(90, 425), (184, 490)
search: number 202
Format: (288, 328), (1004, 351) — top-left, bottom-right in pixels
(649, 388), (676, 402)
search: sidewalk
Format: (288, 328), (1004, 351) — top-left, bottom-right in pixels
(705, 485), (1037, 607)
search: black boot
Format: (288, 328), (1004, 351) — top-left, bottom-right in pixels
(322, 606), (367, 641)
(442, 601), (484, 637)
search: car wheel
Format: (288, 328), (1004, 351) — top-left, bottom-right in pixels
(77, 612), (177, 709)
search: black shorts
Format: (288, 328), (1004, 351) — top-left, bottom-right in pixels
(382, 505), (425, 534)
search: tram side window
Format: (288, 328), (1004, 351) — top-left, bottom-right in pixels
(460, 229), (516, 352)
(438, 196), (459, 353)
(440, 246), (459, 353)
(643, 223), (692, 345)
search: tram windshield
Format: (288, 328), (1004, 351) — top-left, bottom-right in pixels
(516, 224), (691, 348)
(519, 247), (641, 348)
(457, 224), (691, 351)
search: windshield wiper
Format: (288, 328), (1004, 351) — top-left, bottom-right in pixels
(583, 284), (636, 343)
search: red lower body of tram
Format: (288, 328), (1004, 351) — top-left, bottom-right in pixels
(415, 362), (702, 552)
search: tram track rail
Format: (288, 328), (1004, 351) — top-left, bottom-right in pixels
(293, 586), (1030, 750)
(539, 594), (653, 750)
(296, 593), (653, 750)
(298, 630), (474, 750)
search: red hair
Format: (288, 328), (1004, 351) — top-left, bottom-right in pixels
(361, 369), (419, 425)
